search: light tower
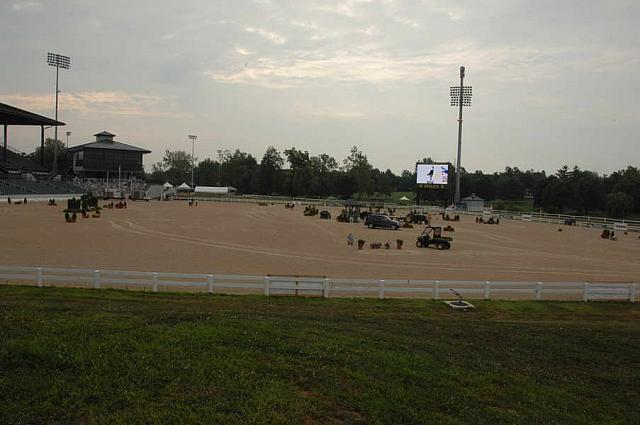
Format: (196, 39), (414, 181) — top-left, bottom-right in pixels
(217, 149), (223, 186)
(450, 66), (472, 206)
(188, 134), (197, 189)
(46, 52), (71, 176)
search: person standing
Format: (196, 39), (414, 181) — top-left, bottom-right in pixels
(347, 233), (355, 246)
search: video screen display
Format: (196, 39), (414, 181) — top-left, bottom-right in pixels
(416, 164), (449, 185)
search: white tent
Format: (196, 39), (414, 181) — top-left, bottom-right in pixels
(399, 195), (410, 202)
(177, 182), (192, 191)
(194, 186), (236, 194)
(163, 182), (174, 189)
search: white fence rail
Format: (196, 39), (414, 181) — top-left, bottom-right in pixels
(0, 265), (636, 302)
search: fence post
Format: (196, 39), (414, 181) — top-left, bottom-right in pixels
(93, 270), (101, 289)
(434, 281), (439, 300)
(152, 272), (159, 293)
(207, 274), (214, 294)
(583, 282), (589, 302)
(484, 281), (491, 300)
(630, 283), (637, 303)
(536, 282), (542, 301)
(323, 278), (330, 298)
(36, 267), (43, 288)
(378, 280), (385, 300)
(264, 276), (270, 296)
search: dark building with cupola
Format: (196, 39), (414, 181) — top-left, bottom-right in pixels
(65, 131), (151, 178)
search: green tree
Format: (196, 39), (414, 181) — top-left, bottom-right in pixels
(576, 171), (605, 215)
(607, 166), (640, 213)
(283, 148), (313, 196)
(194, 159), (220, 186)
(343, 146), (373, 198)
(310, 153), (338, 196)
(220, 150), (257, 193)
(151, 150), (194, 185)
(606, 192), (634, 218)
(254, 147), (284, 195)
(31, 138), (69, 174)
(496, 172), (525, 200)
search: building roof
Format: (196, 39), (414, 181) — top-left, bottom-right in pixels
(462, 195), (485, 201)
(66, 140), (151, 153)
(0, 102), (65, 126)
(66, 131), (150, 153)
(94, 131), (115, 137)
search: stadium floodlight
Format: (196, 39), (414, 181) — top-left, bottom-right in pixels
(188, 135), (197, 189)
(450, 66), (472, 206)
(450, 87), (472, 106)
(46, 52), (71, 177)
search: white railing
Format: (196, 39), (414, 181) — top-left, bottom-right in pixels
(0, 265), (636, 302)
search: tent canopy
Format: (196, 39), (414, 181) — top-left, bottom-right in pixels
(177, 182), (192, 190)
(194, 186), (236, 194)
(163, 182), (174, 188)
(399, 196), (410, 201)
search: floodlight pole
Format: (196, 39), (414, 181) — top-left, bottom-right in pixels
(454, 66), (465, 206)
(217, 149), (222, 186)
(53, 64), (60, 175)
(66, 131), (71, 148)
(47, 52), (70, 177)
(188, 135), (197, 189)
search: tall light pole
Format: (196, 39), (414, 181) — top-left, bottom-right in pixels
(450, 66), (472, 206)
(217, 149), (223, 186)
(188, 134), (197, 189)
(66, 131), (71, 148)
(47, 52), (70, 177)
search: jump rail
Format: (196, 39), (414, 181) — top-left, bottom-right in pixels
(0, 266), (636, 302)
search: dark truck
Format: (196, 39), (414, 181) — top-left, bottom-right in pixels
(364, 214), (401, 230)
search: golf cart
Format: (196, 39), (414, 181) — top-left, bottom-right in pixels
(416, 226), (452, 250)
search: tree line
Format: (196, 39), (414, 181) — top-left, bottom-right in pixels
(132, 147), (634, 218)
(29, 138), (638, 218)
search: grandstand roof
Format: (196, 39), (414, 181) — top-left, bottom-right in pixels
(0, 103), (65, 126)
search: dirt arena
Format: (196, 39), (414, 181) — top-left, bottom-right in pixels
(1, 200), (639, 282)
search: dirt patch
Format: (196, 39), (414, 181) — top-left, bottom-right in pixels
(1, 201), (638, 282)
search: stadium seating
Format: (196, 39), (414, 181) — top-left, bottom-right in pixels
(0, 148), (48, 174)
(0, 179), (84, 196)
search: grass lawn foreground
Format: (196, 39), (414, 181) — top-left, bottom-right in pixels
(1, 285), (639, 424)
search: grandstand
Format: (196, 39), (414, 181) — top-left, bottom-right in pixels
(0, 145), (83, 196)
(0, 146), (48, 176)
(0, 179), (83, 196)
(0, 102), (85, 197)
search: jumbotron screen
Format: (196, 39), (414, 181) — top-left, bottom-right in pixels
(416, 164), (449, 185)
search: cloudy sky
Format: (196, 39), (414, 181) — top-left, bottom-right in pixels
(1, 0), (638, 174)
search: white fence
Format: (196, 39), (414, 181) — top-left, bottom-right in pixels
(0, 266), (636, 302)
(498, 211), (640, 232)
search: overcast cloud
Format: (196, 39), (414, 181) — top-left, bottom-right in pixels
(1, 0), (638, 174)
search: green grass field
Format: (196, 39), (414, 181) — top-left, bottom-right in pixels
(1, 286), (639, 424)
